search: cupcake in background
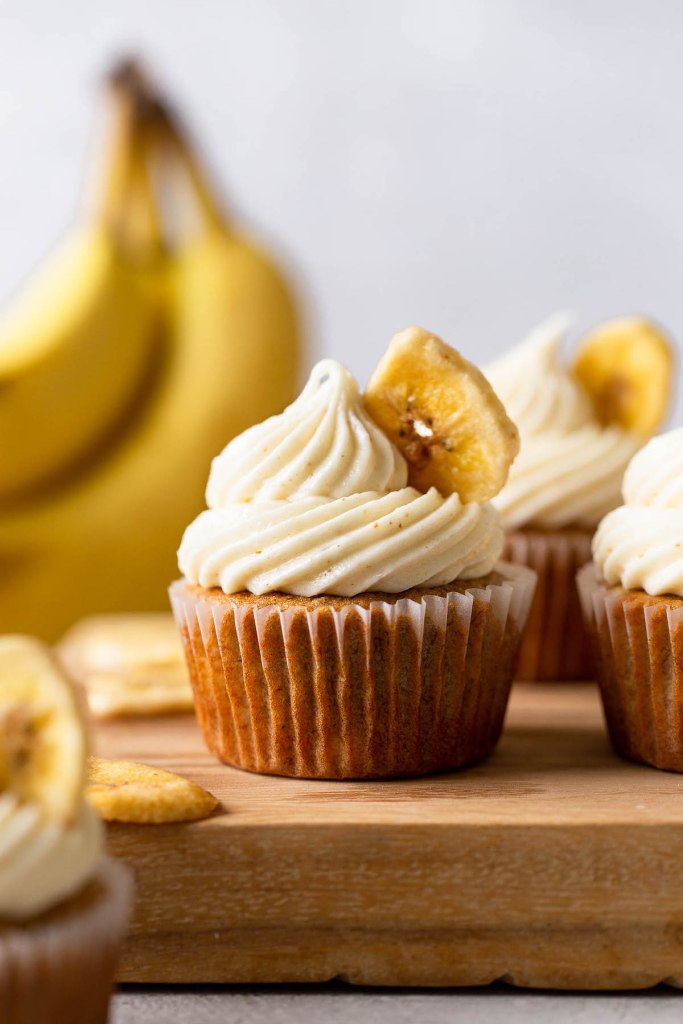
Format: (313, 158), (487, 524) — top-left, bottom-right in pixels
(578, 428), (683, 771)
(0, 636), (133, 1024)
(485, 313), (673, 681)
(171, 327), (535, 780)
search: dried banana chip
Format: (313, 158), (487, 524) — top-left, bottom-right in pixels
(573, 316), (674, 437)
(0, 635), (86, 822)
(83, 669), (193, 718)
(86, 757), (218, 824)
(58, 614), (194, 718)
(364, 326), (519, 502)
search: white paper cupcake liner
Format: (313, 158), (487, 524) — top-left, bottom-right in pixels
(169, 563), (535, 779)
(503, 527), (594, 680)
(0, 857), (133, 1024)
(578, 562), (683, 771)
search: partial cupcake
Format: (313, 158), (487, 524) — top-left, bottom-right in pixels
(578, 428), (683, 771)
(58, 613), (194, 718)
(170, 327), (535, 780)
(486, 313), (673, 681)
(0, 635), (133, 1024)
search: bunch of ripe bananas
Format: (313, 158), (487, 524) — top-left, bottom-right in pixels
(0, 60), (301, 641)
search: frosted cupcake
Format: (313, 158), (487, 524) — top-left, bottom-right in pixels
(578, 429), (683, 771)
(0, 636), (133, 1024)
(171, 328), (535, 779)
(486, 313), (673, 681)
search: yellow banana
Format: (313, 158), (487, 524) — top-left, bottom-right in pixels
(156, 96), (300, 447)
(0, 64), (301, 641)
(0, 79), (163, 501)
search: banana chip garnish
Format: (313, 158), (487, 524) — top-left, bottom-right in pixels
(0, 635), (86, 822)
(364, 326), (519, 503)
(573, 316), (674, 438)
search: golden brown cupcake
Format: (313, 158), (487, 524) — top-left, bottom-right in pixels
(171, 330), (536, 779)
(486, 313), (673, 681)
(578, 428), (683, 771)
(0, 636), (133, 1024)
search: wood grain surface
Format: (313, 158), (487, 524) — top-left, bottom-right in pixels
(95, 683), (683, 990)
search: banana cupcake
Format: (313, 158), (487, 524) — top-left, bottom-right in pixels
(170, 328), (535, 780)
(485, 313), (673, 681)
(578, 428), (683, 771)
(0, 636), (133, 1024)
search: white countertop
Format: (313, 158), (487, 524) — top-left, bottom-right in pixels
(112, 986), (683, 1023)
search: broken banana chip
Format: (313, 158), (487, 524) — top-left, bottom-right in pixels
(364, 326), (520, 502)
(0, 635), (86, 822)
(86, 757), (218, 824)
(58, 614), (194, 718)
(573, 316), (674, 437)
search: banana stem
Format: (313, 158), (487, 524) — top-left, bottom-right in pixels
(146, 98), (229, 236)
(89, 84), (135, 230)
(97, 57), (229, 246)
(124, 115), (164, 253)
(87, 62), (163, 254)
(112, 59), (229, 237)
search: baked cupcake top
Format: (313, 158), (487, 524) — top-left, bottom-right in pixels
(485, 314), (641, 530)
(0, 636), (103, 921)
(593, 428), (683, 597)
(178, 354), (506, 597)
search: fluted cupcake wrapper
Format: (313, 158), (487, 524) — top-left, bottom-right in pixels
(0, 857), (133, 1024)
(169, 564), (535, 780)
(577, 563), (683, 771)
(503, 528), (594, 681)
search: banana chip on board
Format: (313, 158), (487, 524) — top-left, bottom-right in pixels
(86, 757), (218, 824)
(58, 614), (194, 718)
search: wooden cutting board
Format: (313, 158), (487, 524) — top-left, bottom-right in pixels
(95, 682), (683, 990)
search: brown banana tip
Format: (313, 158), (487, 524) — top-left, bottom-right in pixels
(112, 66), (178, 132)
(108, 55), (147, 89)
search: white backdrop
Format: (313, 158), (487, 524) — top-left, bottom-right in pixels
(0, 0), (681, 422)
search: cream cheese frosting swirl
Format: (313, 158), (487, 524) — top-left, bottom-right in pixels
(485, 314), (641, 530)
(206, 359), (407, 503)
(593, 428), (683, 596)
(178, 359), (503, 596)
(0, 795), (103, 920)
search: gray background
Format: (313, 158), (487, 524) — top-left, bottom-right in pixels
(0, 0), (682, 423)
